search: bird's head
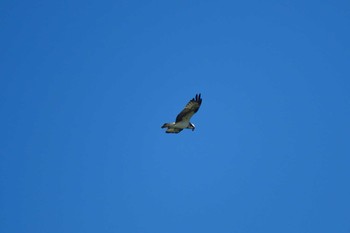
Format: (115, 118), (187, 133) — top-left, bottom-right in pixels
(189, 122), (195, 131)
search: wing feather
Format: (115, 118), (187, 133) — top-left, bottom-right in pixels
(175, 94), (202, 123)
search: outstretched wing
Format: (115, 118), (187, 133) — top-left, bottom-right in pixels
(175, 93), (202, 123)
(166, 128), (183, 134)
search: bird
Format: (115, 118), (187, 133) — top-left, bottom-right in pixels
(161, 93), (202, 134)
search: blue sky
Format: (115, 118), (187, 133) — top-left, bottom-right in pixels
(1, 0), (349, 232)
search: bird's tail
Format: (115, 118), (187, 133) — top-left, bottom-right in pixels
(161, 123), (171, 128)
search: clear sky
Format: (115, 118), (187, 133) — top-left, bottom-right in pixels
(1, 0), (349, 232)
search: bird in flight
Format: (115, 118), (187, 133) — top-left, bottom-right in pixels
(161, 94), (202, 134)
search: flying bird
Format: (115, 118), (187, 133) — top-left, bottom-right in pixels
(161, 94), (202, 134)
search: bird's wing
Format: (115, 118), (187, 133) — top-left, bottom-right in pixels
(175, 94), (202, 123)
(166, 128), (183, 134)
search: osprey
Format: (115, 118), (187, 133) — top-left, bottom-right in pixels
(161, 94), (202, 134)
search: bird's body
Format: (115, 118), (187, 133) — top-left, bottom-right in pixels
(161, 94), (202, 134)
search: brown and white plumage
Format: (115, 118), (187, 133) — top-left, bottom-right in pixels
(161, 94), (202, 134)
